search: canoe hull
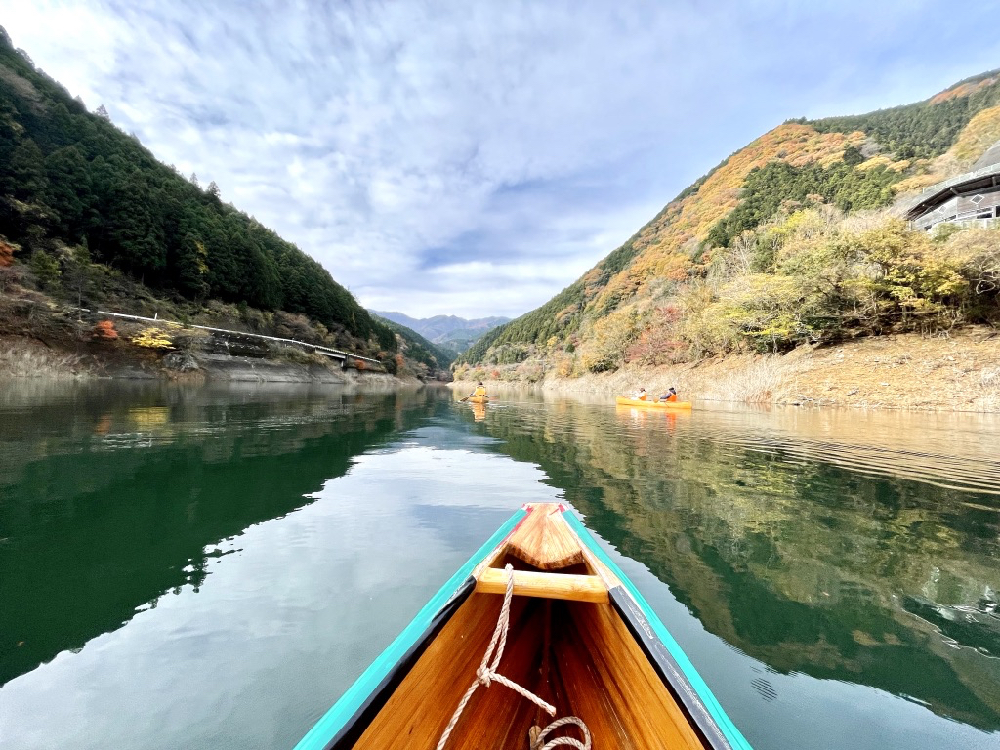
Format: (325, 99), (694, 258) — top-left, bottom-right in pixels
(467, 395), (489, 404)
(616, 396), (692, 410)
(294, 504), (751, 750)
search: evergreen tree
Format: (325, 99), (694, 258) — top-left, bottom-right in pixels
(0, 31), (395, 348)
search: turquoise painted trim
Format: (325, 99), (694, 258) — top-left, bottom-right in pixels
(565, 511), (754, 750)
(293, 508), (528, 750)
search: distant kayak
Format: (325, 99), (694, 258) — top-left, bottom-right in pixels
(467, 395), (489, 404)
(616, 396), (692, 410)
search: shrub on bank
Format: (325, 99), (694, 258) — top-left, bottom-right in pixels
(671, 210), (1000, 358)
(92, 320), (118, 340)
(465, 208), (1000, 384)
(130, 326), (177, 350)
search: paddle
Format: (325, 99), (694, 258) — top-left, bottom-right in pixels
(459, 395), (471, 402)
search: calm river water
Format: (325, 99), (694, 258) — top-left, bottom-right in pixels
(1, 381), (998, 749)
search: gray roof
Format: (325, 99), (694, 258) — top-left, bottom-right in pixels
(972, 139), (1000, 171)
(902, 157), (1000, 219)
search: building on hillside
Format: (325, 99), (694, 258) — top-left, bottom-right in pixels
(904, 140), (1000, 231)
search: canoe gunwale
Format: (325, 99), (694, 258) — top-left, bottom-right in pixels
(321, 577), (476, 750)
(608, 586), (735, 750)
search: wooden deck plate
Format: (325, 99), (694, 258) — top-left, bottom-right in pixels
(507, 504), (584, 571)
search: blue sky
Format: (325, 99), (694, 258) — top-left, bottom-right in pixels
(3, 1), (1000, 317)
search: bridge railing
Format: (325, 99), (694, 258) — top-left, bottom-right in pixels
(81, 309), (387, 370)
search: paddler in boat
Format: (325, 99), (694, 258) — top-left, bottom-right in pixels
(471, 382), (487, 399)
(631, 387), (648, 400)
(658, 387), (678, 402)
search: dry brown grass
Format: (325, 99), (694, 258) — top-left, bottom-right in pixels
(0, 338), (86, 378)
(972, 366), (1000, 412)
(698, 356), (790, 403)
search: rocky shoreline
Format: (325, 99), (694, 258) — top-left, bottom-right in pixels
(0, 335), (405, 388)
(452, 327), (1000, 413)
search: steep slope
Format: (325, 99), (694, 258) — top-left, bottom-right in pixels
(0, 27), (393, 353)
(371, 314), (454, 377)
(458, 69), (1000, 379)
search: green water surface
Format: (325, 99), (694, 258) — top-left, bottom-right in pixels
(0, 381), (997, 749)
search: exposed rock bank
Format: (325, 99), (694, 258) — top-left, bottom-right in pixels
(453, 327), (1000, 412)
(0, 334), (404, 388)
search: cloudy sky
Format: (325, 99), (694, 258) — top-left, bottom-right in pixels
(3, 1), (1000, 318)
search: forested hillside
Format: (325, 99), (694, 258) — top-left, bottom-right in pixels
(371, 314), (453, 376)
(457, 69), (1000, 381)
(0, 27), (393, 353)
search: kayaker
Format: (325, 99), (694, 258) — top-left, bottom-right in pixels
(658, 387), (678, 402)
(471, 382), (487, 398)
(631, 388), (648, 400)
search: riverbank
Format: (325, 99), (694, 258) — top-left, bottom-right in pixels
(0, 272), (429, 386)
(452, 326), (1000, 412)
(0, 334), (408, 388)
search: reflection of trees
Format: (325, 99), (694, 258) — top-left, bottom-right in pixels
(469, 401), (1000, 729)
(0, 386), (436, 686)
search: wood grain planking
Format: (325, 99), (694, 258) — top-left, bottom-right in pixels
(552, 600), (707, 750)
(475, 569), (608, 603)
(354, 594), (707, 749)
(507, 504), (584, 570)
(353, 594), (544, 750)
(354, 506), (710, 750)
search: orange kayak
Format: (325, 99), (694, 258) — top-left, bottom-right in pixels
(616, 396), (692, 410)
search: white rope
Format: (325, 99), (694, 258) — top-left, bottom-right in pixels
(530, 716), (592, 750)
(436, 564), (592, 750)
(437, 564), (554, 750)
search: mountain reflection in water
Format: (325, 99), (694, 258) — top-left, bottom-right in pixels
(472, 399), (1000, 732)
(1, 383), (997, 750)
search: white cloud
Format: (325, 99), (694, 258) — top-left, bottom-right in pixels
(2, 1), (1000, 317)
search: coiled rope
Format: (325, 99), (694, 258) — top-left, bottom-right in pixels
(436, 563), (592, 750)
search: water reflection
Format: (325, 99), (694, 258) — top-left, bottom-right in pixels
(467, 400), (1000, 731)
(0, 381), (438, 686)
(2, 382), (999, 750)
(0, 415), (550, 750)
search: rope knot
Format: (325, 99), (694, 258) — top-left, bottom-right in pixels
(436, 563), (590, 750)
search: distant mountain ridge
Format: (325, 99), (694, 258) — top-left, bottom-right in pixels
(369, 314), (454, 377)
(371, 311), (510, 354)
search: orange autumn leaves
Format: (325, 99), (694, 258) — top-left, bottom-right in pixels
(929, 76), (998, 105)
(587, 123), (867, 317)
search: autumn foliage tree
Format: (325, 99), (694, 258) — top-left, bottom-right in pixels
(92, 320), (118, 340)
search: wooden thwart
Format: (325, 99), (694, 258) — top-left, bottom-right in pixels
(476, 569), (608, 604)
